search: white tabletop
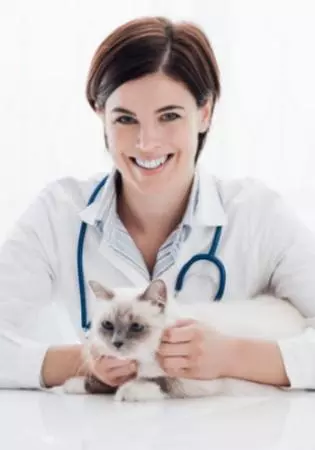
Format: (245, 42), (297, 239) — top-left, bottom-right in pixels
(1, 389), (315, 450)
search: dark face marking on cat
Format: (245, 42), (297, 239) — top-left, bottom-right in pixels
(99, 305), (151, 351)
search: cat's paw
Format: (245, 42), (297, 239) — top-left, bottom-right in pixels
(115, 379), (166, 402)
(62, 376), (87, 394)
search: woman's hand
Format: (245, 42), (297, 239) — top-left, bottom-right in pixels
(41, 345), (137, 389)
(157, 319), (229, 380)
(88, 354), (138, 387)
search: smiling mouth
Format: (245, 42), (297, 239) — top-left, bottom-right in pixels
(130, 154), (174, 170)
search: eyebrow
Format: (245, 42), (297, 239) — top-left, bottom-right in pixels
(111, 105), (185, 115)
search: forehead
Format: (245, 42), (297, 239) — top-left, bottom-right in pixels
(113, 305), (134, 322)
(106, 301), (156, 322)
(106, 72), (196, 112)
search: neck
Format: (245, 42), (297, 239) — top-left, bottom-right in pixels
(117, 173), (195, 238)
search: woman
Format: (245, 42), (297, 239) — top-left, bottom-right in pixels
(1, 16), (315, 391)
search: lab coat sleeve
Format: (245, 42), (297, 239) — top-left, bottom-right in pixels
(260, 190), (315, 389)
(0, 185), (59, 389)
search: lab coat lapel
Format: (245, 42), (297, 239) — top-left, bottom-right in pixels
(161, 171), (228, 291)
(78, 170), (149, 287)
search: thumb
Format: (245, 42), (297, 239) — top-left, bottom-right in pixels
(173, 318), (197, 328)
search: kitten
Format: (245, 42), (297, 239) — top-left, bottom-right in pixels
(63, 279), (307, 401)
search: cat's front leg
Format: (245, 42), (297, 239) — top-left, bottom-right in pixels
(115, 378), (168, 402)
(63, 374), (117, 395)
(63, 376), (87, 394)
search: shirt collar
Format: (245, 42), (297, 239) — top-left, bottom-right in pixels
(78, 167), (227, 228)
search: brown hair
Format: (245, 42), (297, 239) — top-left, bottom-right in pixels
(86, 16), (221, 161)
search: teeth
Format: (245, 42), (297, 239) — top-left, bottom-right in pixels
(135, 155), (168, 169)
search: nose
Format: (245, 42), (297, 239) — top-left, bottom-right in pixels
(136, 123), (162, 151)
(113, 340), (124, 349)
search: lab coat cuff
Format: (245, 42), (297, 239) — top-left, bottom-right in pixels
(277, 329), (315, 390)
(17, 343), (51, 390)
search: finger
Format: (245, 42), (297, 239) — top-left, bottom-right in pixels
(95, 356), (132, 372)
(106, 368), (137, 386)
(158, 342), (191, 357)
(110, 374), (135, 387)
(161, 356), (191, 372)
(173, 319), (197, 328)
(103, 357), (133, 370)
(93, 366), (132, 386)
(107, 362), (137, 378)
(88, 354), (124, 367)
(92, 361), (137, 384)
(95, 373), (133, 388)
(162, 324), (196, 343)
(164, 367), (192, 379)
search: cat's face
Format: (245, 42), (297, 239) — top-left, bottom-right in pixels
(87, 279), (168, 360)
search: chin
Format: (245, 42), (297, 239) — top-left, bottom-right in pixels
(137, 182), (171, 196)
(125, 345), (157, 363)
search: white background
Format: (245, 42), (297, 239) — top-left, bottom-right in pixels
(1, 0), (315, 241)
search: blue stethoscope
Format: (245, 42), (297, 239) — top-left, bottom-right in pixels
(77, 175), (226, 332)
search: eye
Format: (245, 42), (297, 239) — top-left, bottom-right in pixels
(114, 115), (137, 125)
(160, 112), (181, 122)
(101, 320), (114, 331)
(129, 322), (145, 333)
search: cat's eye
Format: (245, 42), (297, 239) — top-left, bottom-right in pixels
(129, 322), (144, 332)
(101, 320), (114, 331)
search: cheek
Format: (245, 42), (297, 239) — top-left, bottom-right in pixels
(126, 329), (154, 350)
(139, 328), (163, 350)
(186, 119), (200, 150)
(106, 124), (138, 155)
(169, 120), (199, 156)
(88, 329), (112, 357)
(97, 329), (112, 345)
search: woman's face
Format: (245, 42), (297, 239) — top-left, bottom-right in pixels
(103, 72), (212, 195)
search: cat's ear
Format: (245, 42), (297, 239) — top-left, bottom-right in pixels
(88, 280), (114, 300)
(138, 279), (168, 311)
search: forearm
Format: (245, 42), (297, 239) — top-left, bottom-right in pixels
(222, 337), (290, 387)
(41, 344), (88, 388)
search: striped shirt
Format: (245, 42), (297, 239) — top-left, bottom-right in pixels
(94, 170), (200, 280)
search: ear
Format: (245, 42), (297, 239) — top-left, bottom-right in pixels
(198, 97), (213, 133)
(138, 279), (168, 311)
(88, 280), (114, 300)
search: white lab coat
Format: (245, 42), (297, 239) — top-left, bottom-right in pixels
(1, 168), (315, 389)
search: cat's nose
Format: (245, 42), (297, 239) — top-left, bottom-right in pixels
(113, 340), (124, 349)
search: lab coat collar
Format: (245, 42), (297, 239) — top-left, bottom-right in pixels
(78, 170), (116, 227)
(78, 167), (227, 228)
(194, 167), (228, 227)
